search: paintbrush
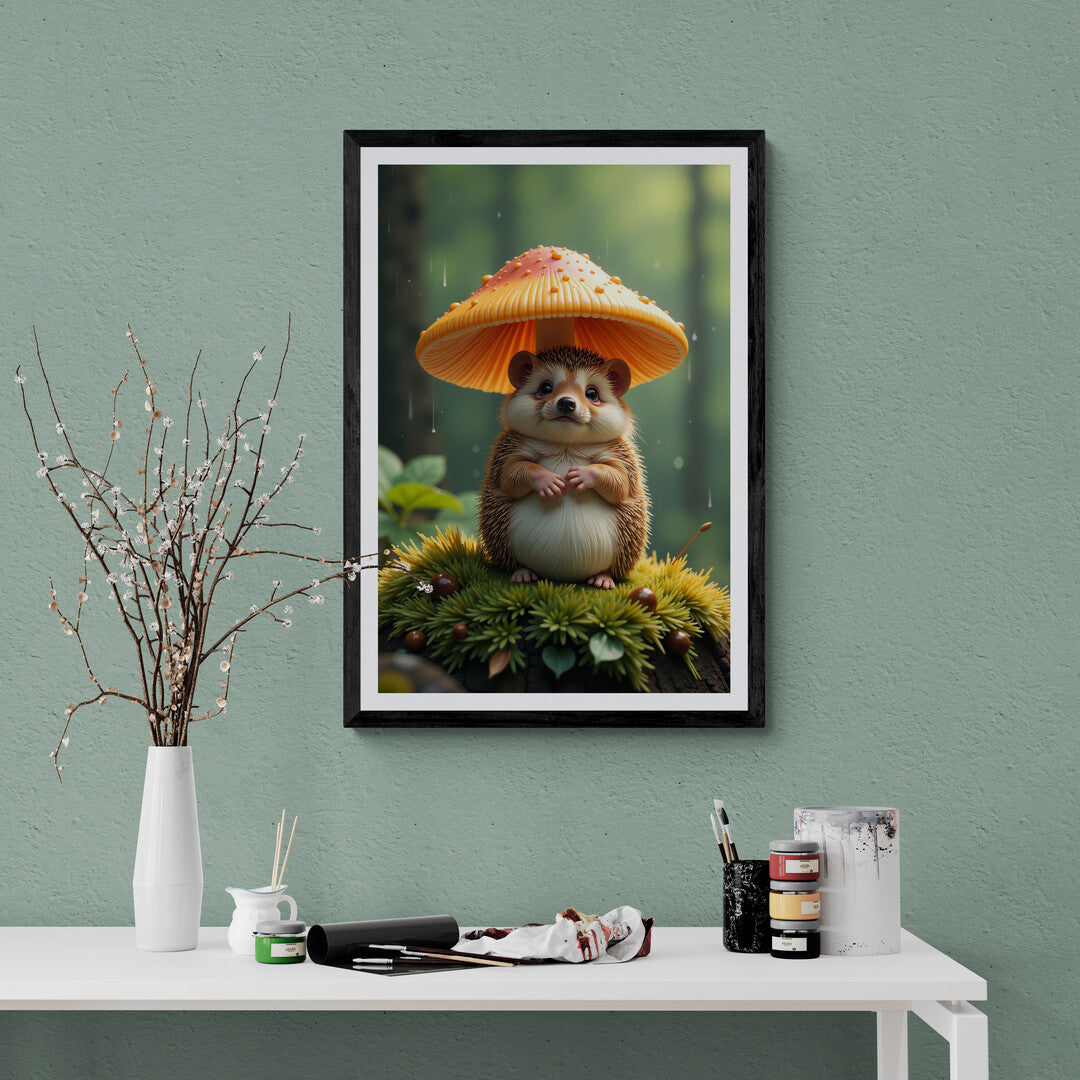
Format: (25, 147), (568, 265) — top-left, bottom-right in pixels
(365, 943), (515, 968)
(714, 799), (740, 861)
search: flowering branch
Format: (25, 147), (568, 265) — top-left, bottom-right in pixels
(16, 318), (404, 782)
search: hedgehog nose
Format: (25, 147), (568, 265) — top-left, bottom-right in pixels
(556, 397), (576, 415)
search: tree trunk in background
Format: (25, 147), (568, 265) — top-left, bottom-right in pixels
(379, 164), (440, 461)
(684, 164), (708, 506)
(495, 165), (517, 262)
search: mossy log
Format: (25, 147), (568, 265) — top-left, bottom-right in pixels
(379, 625), (730, 695)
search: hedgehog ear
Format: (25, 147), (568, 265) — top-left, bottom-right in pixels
(602, 358), (631, 398)
(508, 350), (536, 389)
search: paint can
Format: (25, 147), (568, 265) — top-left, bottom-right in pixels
(769, 840), (820, 880)
(770, 920), (821, 959)
(768, 880), (821, 920)
(253, 920), (307, 964)
(794, 806), (900, 955)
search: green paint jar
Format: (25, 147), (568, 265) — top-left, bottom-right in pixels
(253, 920), (307, 964)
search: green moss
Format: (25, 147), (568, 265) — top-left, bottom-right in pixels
(378, 527), (730, 693)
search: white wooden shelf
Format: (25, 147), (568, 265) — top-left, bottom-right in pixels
(0, 927), (987, 1080)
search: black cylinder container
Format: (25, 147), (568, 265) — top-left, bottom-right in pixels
(306, 915), (460, 966)
(722, 859), (771, 953)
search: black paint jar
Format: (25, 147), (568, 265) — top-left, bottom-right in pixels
(722, 859), (770, 953)
(770, 919), (821, 959)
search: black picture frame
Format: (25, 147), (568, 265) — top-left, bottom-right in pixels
(344, 130), (764, 727)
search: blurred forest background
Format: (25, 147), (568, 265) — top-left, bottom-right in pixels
(376, 161), (732, 583)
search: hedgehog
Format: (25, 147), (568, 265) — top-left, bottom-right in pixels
(478, 345), (649, 589)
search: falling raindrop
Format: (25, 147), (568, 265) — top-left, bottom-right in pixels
(472, 444), (480, 454)
(431, 393), (437, 435)
(442, 261), (447, 288)
(691, 332), (698, 342)
(707, 487), (713, 509)
(496, 211), (502, 219)
(674, 457), (684, 470)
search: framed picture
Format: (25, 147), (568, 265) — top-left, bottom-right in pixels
(344, 130), (763, 727)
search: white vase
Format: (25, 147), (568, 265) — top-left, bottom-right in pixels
(133, 745), (203, 951)
(794, 806), (900, 956)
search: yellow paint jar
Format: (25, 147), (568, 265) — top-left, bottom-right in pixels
(769, 880), (821, 921)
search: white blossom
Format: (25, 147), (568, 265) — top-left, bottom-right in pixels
(14, 372), (26, 384)
(36, 466), (47, 478)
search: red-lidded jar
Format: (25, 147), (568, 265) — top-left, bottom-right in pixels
(769, 840), (820, 881)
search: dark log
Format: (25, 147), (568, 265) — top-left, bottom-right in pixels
(379, 626), (729, 695)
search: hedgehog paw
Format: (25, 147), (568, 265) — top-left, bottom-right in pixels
(586, 571), (615, 589)
(510, 566), (539, 583)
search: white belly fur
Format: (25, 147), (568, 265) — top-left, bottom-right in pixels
(508, 491), (618, 581)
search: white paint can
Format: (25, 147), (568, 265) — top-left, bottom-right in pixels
(794, 806), (900, 956)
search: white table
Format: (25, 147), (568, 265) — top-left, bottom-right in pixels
(0, 927), (987, 1080)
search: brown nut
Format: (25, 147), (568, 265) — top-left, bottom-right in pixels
(628, 586), (657, 612)
(429, 572), (459, 599)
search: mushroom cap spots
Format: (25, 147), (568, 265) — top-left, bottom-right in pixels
(415, 245), (688, 393)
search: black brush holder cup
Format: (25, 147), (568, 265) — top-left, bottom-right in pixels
(722, 860), (770, 953)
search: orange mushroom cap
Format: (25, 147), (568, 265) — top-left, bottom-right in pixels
(415, 245), (689, 394)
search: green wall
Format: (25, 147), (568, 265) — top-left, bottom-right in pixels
(2, 2), (1076, 1077)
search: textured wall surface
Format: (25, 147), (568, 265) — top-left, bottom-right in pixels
(2, 2), (1078, 1078)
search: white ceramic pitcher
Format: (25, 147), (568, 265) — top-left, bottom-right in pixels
(225, 885), (298, 956)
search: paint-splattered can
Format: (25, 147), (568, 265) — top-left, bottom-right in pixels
(769, 840), (820, 880)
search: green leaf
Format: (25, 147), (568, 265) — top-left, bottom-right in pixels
(541, 645), (577, 681)
(589, 632), (625, 664)
(384, 482), (463, 520)
(399, 454), (447, 487)
(378, 446), (404, 498)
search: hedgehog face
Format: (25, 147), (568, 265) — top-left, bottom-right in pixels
(502, 347), (633, 445)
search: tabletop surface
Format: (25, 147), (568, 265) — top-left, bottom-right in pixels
(0, 927), (987, 1011)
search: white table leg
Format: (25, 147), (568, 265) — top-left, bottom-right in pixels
(876, 1009), (909, 1080)
(911, 1000), (989, 1080)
